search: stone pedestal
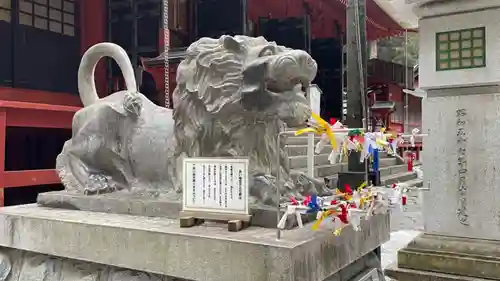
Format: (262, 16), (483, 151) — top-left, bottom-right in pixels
(386, 91), (500, 281)
(388, 233), (500, 280)
(36, 191), (315, 230)
(385, 1), (500, 280)
(0, 204), (390, 281)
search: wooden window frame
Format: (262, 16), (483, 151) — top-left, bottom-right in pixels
(0, 0), (11, 22)
(18, 0), (76, 36)
(436, 27), (486, 71)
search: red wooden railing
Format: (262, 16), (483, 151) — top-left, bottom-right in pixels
(0, 98), (79, 206)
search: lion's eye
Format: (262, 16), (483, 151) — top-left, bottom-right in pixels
(260, 48), (274, 57)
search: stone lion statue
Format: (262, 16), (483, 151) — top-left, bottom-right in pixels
(56, 35), (322, 206)
(56, 42), (176, 197)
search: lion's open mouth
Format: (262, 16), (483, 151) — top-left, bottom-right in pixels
(266, 79), (309, 99)
(266, 85), (308, 109)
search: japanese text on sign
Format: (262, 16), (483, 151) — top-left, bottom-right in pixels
(456, 108), (469, 226)
(182, 158), (249, 214)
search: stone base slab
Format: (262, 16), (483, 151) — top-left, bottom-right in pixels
(37, 191), (315, 229)
(0, 247), (171, 281)
(384, 233), (500, 280)
(0, 246), (383, 281)
(384, 262), (493, 281)
(0, 204), (390, 281)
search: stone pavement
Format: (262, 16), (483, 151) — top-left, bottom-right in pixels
(382, 189), (424, 279)
(388, 189), (424, 233)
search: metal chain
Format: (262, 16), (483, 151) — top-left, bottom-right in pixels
(163, 0), (170, 109)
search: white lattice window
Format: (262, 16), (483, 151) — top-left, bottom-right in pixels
(18, 0), (75, 36)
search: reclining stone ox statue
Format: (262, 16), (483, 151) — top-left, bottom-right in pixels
(56, 35), (322, 206)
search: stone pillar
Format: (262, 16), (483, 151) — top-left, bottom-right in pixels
(386, 1), (500, 280)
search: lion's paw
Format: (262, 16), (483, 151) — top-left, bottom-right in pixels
(83, 173), (118, 195)
(123, 92), (142, 117)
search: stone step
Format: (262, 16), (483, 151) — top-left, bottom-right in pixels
(403, 178), (424, 188)
(287, 145), (311, 156)
(293, 163), (409, 178)
(321, 171), (418, 189)
(286, 136), (322, 145)
(380, 171), (418, 186)
(380, 158), (398, 167)
(295, 164), (342, 178)
(286, 144), (393, 158)
(288, 153), (330, 168)
(288, 155), (398, 169)
(379, 164), (408, 177)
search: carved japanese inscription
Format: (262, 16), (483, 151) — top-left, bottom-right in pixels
(456, 108), (469, 226)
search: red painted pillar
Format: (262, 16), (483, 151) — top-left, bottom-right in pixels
(0, 110), (6, 207)
(80, 0), (107, 97)
(159, 28), (167, 53)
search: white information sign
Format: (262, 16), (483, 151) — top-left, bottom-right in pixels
(182, 157), (249, 215)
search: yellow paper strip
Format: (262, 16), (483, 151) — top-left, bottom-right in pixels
(312, 210), (334, 230)
(334, 227), (344, 236)
(295, 128), (316, 136)
(311, 112), (337, 150)
(357, 181), (367, 191)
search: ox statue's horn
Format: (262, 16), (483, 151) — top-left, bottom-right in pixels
(78, 42), (137, 107)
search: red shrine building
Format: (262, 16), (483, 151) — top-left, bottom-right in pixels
(0, 0), (416, 206)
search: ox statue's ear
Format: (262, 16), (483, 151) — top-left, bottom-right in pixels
(222, 36), (241, 52)
(241, 60), (274, 111)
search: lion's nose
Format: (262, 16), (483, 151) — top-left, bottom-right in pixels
(290, 50), (317, 82)
(304, 56), (316, 70)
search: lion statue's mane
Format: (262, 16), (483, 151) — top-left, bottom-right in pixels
(172, 35), (321, 205)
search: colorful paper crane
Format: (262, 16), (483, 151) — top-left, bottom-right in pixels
(295, 112), (337, 150)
